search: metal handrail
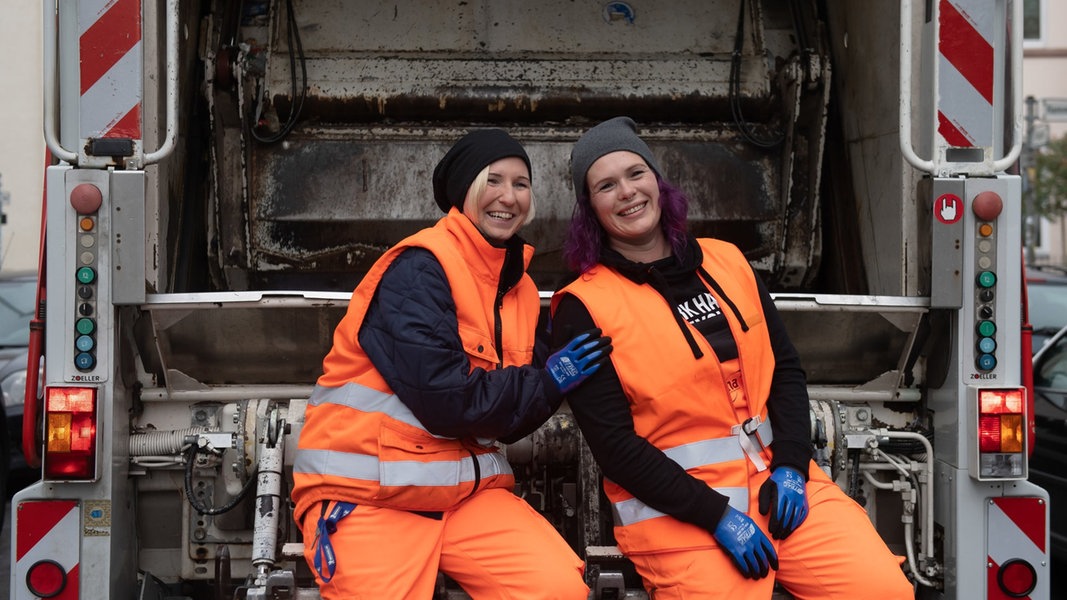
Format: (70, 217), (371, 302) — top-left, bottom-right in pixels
(42, 0), (179, 167)
(143, 0), (180, 165)
(42, 1), (76, 164)
(992, 0), (1024, 172)
(899, 0), (1024, 175)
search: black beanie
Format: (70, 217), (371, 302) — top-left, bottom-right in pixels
(570, 116), (660, 201)
(432, 129), (532, 214)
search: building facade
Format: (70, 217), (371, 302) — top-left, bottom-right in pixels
(1024, 0), (1067, 266)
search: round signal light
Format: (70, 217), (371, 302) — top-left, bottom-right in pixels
(996, 558), (1037, 598)
(976, 353), (997, 371)
(977, 320), (997, 337)
(26, 559), (67, 598)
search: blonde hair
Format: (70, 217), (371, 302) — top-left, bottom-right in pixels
(463, 165), (536, 225)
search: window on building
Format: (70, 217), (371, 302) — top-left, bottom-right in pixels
(1024, 0), (1045, 46)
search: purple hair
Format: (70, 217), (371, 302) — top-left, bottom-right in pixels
(563, 175), (690, 274)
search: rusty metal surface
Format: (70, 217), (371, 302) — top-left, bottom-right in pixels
(241, 125), (783, 291)
(202, 0), (830, 291)
(279, 2), (742, 55)
(261, 0), (788, 123)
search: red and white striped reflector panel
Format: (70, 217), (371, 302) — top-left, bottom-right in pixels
(937, 0), (995, 149)
(987, 497), (1046, 600)
(79, 0), (142, 140)
(14, 500), (80, 600)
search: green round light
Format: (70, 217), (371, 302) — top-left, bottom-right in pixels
(977, 320), (996, 337)
(76, 318), (95, 335)
(76, 266), (96, 284)
(976, 271), (996, 288)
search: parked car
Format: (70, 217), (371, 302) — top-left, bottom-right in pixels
(1028, 323), (1067, 599)
(0, 270), (40, 501)
(1027, 264), (1067, 354)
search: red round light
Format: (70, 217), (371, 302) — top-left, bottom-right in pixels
(26, 559), (67, 598)
(997, 559), (1037, 598)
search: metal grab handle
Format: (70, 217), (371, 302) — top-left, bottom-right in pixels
(899, 0), (1024, 175)
(42, 1), (76, 164)
(992, 0), (1024, 173)
(42, 0), (179, 167)
(143, 0), (179, 165)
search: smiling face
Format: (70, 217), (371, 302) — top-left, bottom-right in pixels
(585, 151), (669, 262)
(462, 156), (532, 244)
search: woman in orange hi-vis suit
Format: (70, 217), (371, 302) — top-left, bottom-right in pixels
(291, 129), (612, 599)
(550, 117), (914, 599)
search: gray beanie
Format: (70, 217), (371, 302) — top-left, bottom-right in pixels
(570, 116), (660, 200)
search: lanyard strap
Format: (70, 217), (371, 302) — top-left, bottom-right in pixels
(311, 501), (357, 583)
(731, 415), (774, 472)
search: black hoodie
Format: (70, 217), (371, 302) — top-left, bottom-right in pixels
(551, 235), (813, 534)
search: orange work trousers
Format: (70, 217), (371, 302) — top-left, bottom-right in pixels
(301, 487), (589, 599)
(628, 465), (915, 600)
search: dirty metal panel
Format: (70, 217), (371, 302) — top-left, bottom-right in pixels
(262, 0), (789, 122)
(245, 125), (782, 291)
(284, 2), (743, 56)
(773, 294), (930, 386)
(136, 293), (349, 386)
(223, 0), (830, 290)
(288, 57), (765, 123)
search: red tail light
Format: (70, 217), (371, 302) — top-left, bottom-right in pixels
(43, 386), (98, 480)
(975, 388), (1026, 480)
(995, 559), (1037, 597)
(26, 559), (68, 598)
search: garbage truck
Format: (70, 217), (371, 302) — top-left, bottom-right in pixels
(13, 0), (1047, 598)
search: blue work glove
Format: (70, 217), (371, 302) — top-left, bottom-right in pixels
(545, 328), (612, 394)
(757, 465), (809, 539)
(713, 506), (778, 579)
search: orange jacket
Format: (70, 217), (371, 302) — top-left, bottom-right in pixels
(292, 210), (540, 521)
(553, 238), (776, 553)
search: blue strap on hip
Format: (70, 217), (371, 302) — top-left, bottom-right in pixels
(311, 501), (357, 583)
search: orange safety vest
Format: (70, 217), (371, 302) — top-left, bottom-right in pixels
(291, 210), (539, 522)
(552, 238), (776, 554)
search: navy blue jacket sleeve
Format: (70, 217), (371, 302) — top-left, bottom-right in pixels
(358, 248), (563, 442)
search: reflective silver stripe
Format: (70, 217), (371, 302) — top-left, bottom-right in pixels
(612, 487), (749, 526)
(308, 383), (447, 438)
(662, 437), (745, 470)
(294, 448), (380, 480)
(294, 447), (513, 486)
(471, 449), (512, 480)
(610, 416), (774, 527)
(299, 384), (513, 488)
